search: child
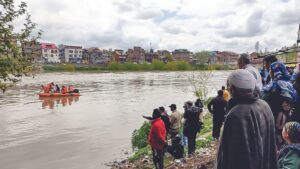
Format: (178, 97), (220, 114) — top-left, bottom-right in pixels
(278, 122), (300, 169)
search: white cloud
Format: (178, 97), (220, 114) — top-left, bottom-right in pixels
(14, 0), (300, 52)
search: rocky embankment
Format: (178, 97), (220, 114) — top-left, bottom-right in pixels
(108, 141), (217, 169)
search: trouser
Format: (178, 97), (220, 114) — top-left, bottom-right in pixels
(187, 131), (197, 155)
(152, 148), (164, 169)
(212, 120), (223, 139)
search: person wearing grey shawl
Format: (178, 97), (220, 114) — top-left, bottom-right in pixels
(216, 69), (278, 169)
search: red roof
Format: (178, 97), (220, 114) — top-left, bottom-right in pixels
(41, 43), (57, 49)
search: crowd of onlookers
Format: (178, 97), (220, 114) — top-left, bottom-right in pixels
(145, 54), (300, 169)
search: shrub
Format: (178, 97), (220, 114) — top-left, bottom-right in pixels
(107, 62), (120, 71)
(152, 59), (165, 70)
(176, 61), (191, 70)
(165, 61), (177, 70)
(131, 121), (151, 149)
(62, 64), (75, 71)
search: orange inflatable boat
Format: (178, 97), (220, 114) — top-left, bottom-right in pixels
(38, 93), (81, 97)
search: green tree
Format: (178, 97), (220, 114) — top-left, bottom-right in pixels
(195, 51), (210, 65)
(165, 53), (173, 62)
(0, 0), (41, 92)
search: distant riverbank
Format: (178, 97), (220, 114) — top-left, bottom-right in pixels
(42, 61), (235, 72)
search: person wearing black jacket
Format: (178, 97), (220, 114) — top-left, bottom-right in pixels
(183, 101), (201, 156)
(208, 90), (227, 140)
(159, 106), (170, 136)
(217, 70), (277, 169)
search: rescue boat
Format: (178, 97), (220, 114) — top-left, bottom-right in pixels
(38, 93), (80, 97)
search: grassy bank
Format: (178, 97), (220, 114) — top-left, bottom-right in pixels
(42, 61), (234, 72)
(128, 113), (213, 163)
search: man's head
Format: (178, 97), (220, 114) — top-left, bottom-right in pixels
(159, 106), (165, 113)
(218, 90), (224, 97)
(169, 104), (177, 111)
(183, 101), (193, 110)
(152, 108), (161, 120)
(263, 55), (277, 70)
(227, 69), (256, 98)
(222, 86), (225, 90)
(238, 53), (251, 69)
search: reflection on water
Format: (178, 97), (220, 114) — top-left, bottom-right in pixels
(40, 96), (80, 109)
(0, 71), (231, 169)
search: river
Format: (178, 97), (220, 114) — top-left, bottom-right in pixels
(0, 71), (231, 169)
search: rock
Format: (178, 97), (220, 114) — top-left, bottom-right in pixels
(174, 159), (181, 163)
(142, 158), (149, 163)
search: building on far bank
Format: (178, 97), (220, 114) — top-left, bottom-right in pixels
(250, 52), (263, 65)
(172, 49), (191, 62)
(59, 45), (83, 63)
(207, 51), (218, 64)
(112, 49), (127, 63)
(145, 48), (159, 62)
(41, 43), (60, 63)
(82, 47), (111, 64)
(21, 40), (42, 63)
(127, 46), (145, 63)
(215, 51), (239, 65)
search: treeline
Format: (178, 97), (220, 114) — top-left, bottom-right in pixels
(42, 60), (235, 72)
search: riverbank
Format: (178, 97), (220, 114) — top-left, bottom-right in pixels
(42, 62), (235, 72)
(107, 114), (216, 169)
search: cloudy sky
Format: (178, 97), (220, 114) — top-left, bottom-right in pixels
(16, 0), (300, 52)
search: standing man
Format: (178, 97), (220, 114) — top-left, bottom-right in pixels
(159, 106), (170, 136)
(207, 90), (227, 140)
(183, 101), (200, 156)
(263, 55), (278, 84)
(169, 104), (181, 139)
(217, 70), (277, 169)
(238, 53), (263, 94)
(148, 109), (166, 169)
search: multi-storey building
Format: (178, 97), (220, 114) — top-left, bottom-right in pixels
(126, 46), (145, 63)
(59, 45), (83, 63)
(172, 49), (191, 62)
(21, 40), (42, 63)
(215, 51), (239, 65)
(41, 43), (60, 63)
(112, 49), (127, 63)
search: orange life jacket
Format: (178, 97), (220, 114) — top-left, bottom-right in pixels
(61, 86), (67, 94)
(68, 86), (74, 92)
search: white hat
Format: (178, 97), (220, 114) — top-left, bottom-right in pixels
(228, 69), (256, 91)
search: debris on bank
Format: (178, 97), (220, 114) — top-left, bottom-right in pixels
(107, 141), (217, 169)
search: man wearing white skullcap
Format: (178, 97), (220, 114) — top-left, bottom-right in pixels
(216, 69), (278, 169)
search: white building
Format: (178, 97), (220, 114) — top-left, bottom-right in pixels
(41, 43), (60, 63)
(59, 45), (83, 63)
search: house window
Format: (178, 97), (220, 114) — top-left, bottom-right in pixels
(44, 54), (48, 57)
(44, 49), (47, 52)
(51, 54), (53, 57)
(69, 54), (73, 57)
(69, 50), (73, 53)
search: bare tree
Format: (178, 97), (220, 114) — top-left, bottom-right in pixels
(179, 70), (213, 103)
